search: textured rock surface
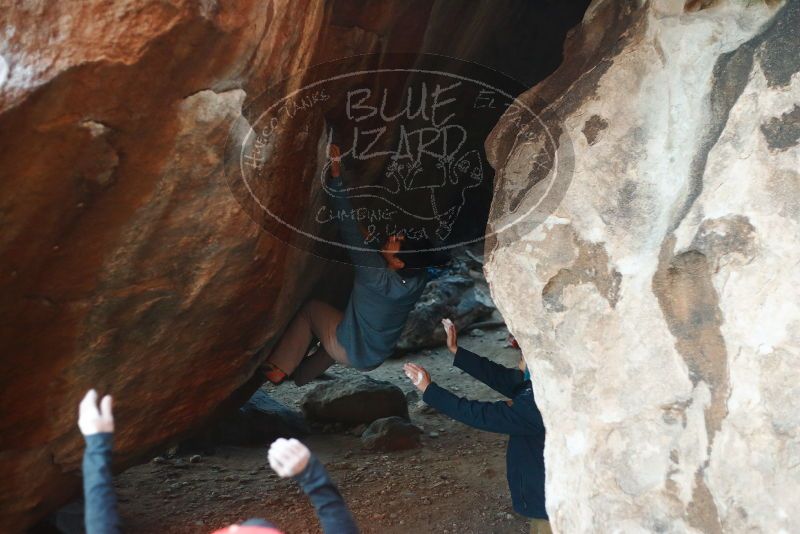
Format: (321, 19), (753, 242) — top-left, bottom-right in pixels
(360, 416), (422, 451)
(396, 256), (495, 353)
(301, 375), (409, 425)
(485, 0), (799, 532)
(0, 1), (588, 528)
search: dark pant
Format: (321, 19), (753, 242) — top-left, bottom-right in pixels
(293, 347), (336, 385)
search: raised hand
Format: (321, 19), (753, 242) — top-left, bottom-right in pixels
(78, 389), (114, 436)
(403, 362), (431, 393)
(268, 438), (311, 478)
(441, 318), (457, 354)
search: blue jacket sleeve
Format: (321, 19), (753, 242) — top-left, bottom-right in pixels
(453, 347), (525, 398)
(422, 383), (542, 436)
(330, 176), (385, 269)
(82, 433), (120, 534)
(294, 455), (359, 534)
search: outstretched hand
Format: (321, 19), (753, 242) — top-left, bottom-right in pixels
(78, 389), (114, 436)
(403, 362), (431, 393)
(268, 438), (311, 478)
(441, 318), (457, 354)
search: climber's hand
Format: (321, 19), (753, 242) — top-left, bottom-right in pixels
(78, 389), (114, 436)
(268, 438), (311, 478)
(403, 363), (431, 393)
(329, 143), (341, 179)
(442, 318), (457, 354)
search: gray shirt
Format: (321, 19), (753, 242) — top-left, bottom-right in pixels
(330, 177), (428, 369)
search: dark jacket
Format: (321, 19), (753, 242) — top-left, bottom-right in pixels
(82, 434), (358, 534)
(293, 455), (359, 533)
(422, 347), (547, 519)
(330, 176), (427, 369)
(82, 433), (120, 534)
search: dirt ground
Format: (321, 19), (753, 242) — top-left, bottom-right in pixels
(116, 326), (532, 533)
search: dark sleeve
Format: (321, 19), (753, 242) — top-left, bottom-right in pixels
(422, 383), (543, 436)
(453, 346), (525, 398)
(329, 176), (385, 269)
(82, 433), (120, 534)
(294, 455), (359, 534)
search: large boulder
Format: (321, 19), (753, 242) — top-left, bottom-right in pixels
(301, 375), (409, 425)
(395, 258), (495, 353)
(485, 0), (800, 532)
(0, 1), (589, 528)
(361, 416), (423, 452)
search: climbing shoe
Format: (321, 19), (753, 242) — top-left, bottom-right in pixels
(263, 362), (288, 385)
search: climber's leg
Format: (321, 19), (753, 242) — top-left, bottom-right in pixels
(304, 300), (348, 365)
(292, 346), (336, 386)
(267, 300), (346, 382)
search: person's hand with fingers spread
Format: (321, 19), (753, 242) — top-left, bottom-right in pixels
(403, 362), (431, 393)
(78, 389), (114, 436)
(442, 318), (458, 354)
(268, 438), (311, 478)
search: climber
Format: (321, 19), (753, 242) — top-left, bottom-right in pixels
(403, 318), (551, 534)
(263, 139), (438, 385)
(77, 390), (358, 534)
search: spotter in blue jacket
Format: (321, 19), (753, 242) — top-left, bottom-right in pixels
(422, 346), (547, 519)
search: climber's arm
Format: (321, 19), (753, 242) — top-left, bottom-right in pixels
(329, 175), (385, 269)
(326, 143), (385, 269)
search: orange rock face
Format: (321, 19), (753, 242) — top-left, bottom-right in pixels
(0, 1), (586, 528)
